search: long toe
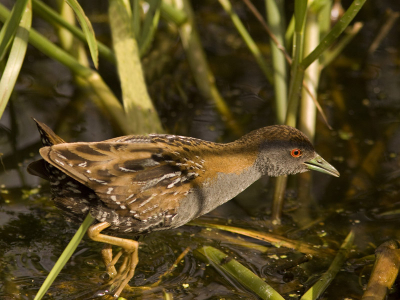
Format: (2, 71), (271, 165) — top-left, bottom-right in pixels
(101, 244), (119, 278)
(113, 251), (139, 297)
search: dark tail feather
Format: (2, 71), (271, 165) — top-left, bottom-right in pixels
(27, 159), (49, 180)
(28, 119), (66, 180)
(33, 118), (65, 146)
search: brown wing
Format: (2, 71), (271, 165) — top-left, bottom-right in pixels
(39, 141), (202, 221)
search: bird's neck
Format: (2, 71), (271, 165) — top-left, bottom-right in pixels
(173, 140), (262, 224)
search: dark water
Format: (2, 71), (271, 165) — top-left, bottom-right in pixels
(1, 0), (400, 299)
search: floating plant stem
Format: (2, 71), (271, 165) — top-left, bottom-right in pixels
(190, 220), (334, 256)
(196, 246), (285, 300)
(362, 240), (400, 299)
(300, 230), (355, 300)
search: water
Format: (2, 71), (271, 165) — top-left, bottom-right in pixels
(1, 1), (400, 299)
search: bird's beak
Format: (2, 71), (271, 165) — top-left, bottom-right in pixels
(304, 154), (340, 177)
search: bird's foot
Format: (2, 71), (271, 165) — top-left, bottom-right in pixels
(107, 249), (138, 298)
(88, 223), (139, 298)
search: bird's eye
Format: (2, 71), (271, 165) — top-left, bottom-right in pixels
(291, 149), (302, 158)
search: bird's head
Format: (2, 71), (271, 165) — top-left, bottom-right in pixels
(243, 125), (340, 177)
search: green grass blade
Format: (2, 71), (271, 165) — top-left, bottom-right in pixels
(160, 1), (187, 25)
(0, 0), (31, 119)
(271, 175), (287, 223)
(285, 0), (307, 127)
(196, 246), (285, 300)
(265, 0), (288, 124)
(218, 0), (273, 85)
(139, 0), (161, 57)
(320, 22), (363, 68)
(65, 0), (99, 68)
(301, 0), (367, 69)
(32, 0), (115, 64)
(0, 3), (133, 134)
(34, 214), (95, 300)
(174, 0), (242, 136)
(273, 0), (307, 224)
(285, 15), (294, 50)
(109, 0), (163, 134)
(299, 8), (321, 140)
(132, 0), (141, 39)
(0, 0), (28, 61)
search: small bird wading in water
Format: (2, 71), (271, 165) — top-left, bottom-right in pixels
(28, 119), (340, 297)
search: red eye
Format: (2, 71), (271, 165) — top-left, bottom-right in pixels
(291, 149), (302, 157)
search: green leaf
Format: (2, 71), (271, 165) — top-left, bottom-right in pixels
(301, 0), (367, 69)
(65, 0), (99, 68)
(34, 214), (95, 300)
(109, 0), (163, 134)
(139, 0), (161, 56)
(32, 0), (115, 64)
(0, 0), (29, 61)
(160, 1), (187, 26)
(0, 0), (31, 119)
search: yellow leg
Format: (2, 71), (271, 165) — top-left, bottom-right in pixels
(87, 222), (139, 298)
(101, 244), (118, 278)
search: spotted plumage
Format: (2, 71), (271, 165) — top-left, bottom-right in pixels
(27, 119), (339, 297)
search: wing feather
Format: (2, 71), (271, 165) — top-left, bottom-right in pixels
(40, 141), (201, 221)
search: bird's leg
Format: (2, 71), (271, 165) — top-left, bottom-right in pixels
(101, 244), (118, 278)
(87, 222), (139, 298)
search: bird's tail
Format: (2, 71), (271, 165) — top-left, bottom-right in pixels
(32, 118), (66, 146)
(27, 119), (65, 179)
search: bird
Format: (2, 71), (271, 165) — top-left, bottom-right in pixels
(27, 119), (339, 297)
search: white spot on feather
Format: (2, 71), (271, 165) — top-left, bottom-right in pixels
(57, 153), (67, 160)
(119, 166), (137, 173)
(167, 177), (181, 189)
(138, 193), (157, 208)
(55, 159), (64, 166)
(127, 197), (137, 205)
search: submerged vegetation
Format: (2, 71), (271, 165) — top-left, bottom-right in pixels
(1, 0), (400, 299)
